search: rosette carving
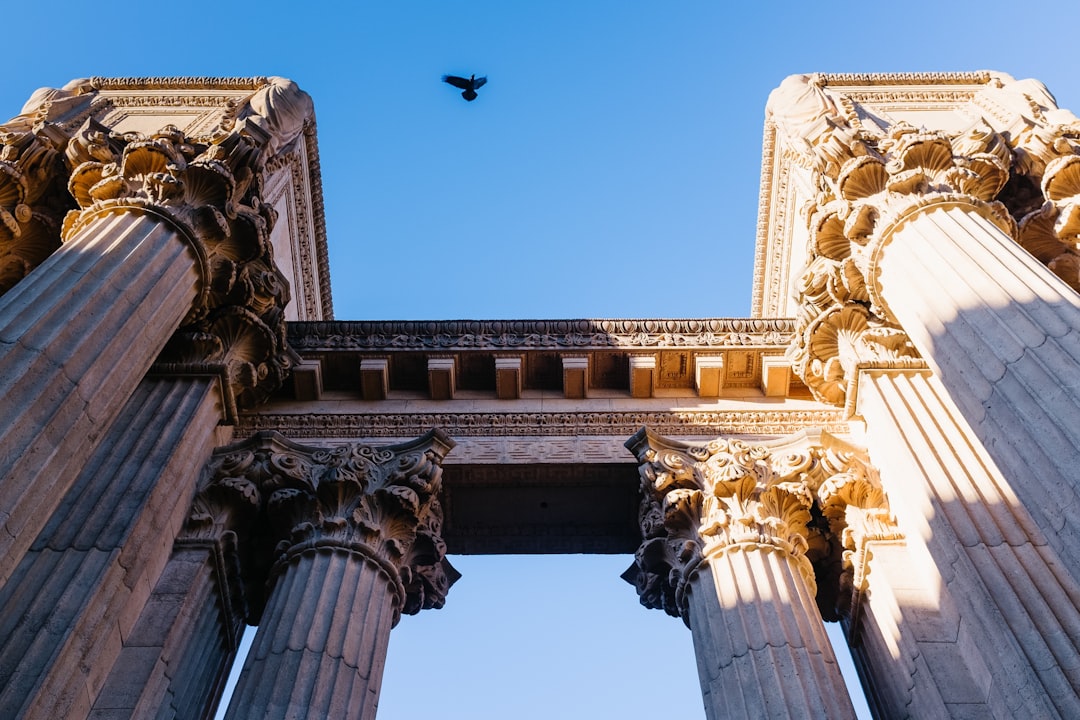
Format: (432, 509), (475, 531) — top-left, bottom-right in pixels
(184, 430), (458, 626)
(623, 429), (820, 625)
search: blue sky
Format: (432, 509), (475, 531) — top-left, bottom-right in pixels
(6, 2), (1080, 718)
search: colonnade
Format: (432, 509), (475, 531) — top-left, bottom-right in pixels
(3, 72), (1080, 719)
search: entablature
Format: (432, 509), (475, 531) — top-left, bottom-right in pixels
(275, 318), (813, 402)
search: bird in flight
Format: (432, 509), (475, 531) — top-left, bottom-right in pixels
(442, 74), (487, 102)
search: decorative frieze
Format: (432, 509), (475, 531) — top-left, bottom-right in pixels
(238, 408), (849, 441)
(287, 318), (797, 351)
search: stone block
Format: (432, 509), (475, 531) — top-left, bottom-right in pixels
(427, 357), (456, 400)
(628, 355), (655, 398)
(760, 355), (791, 397)
(561, 356), (588, 399)
(494, 356), (522, 400)
(360, 358), (389, 401)
(694, 355), (724, 397)
(292, 360), (323, 401)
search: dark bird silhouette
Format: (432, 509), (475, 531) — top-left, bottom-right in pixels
(442, 74), (487, 102)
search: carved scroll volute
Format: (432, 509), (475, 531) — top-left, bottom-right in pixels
(624, 429), (818, 625)
(817, 461), (902, 623)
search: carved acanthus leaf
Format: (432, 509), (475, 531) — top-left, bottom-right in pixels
(777, 75), (1080, 407)
(624, 429), (821, 624)
(0, 121), (78, 295)
(188, 430), (457, 625)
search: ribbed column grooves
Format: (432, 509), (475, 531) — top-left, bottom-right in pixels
(225, 548), (398, 720)
(877, 205), (1080, 579)
(0, 213), (201, 585)
(0, 377), (221, 719)
(859, 370), (1080, 716)
(687, 546), (854, 720)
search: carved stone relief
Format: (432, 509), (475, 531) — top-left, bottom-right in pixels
(623, 428), (899, 626)
(180, 430), (458, 625)
(761, 73), (1080, 408)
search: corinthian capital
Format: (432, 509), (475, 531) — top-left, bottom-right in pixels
(187, 430), (458, 625)
(623, 428), (820, 623)
(0, 82), (93, 294)
(58, 80), (316, 410)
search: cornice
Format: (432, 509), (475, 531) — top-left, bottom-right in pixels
(287, 318), (797, 352)
(89, 77), (271, 91)
(301, 119), (333, 319)
(817, 72), (993, 87)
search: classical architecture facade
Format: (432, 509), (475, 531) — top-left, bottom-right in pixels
(0, 71), (1078, 718)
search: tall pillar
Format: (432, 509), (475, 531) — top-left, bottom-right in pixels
(0, 79), (312, 585)
(768, 74), (1080, 713)
(188, 430), (460, 720)
(871, 200), (1080, 573)
(0, 376), (226, 719)
(624, 429), (856, 720)
(854, 368), (1080, 717)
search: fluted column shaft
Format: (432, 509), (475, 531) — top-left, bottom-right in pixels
(874, 202), (1080, 579)
(625, 430), (857, 719)
(686, 545), (854, 720)
(0, 376), (223, 719)
(855, 367), (1080, 717)
(224, 548), (399, 720)
(89, 545), (243, 720)
(0, 210), (200, 584)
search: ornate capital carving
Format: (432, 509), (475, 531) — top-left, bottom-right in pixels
(773, 75), (1049, 408)
(0, 81), (94, 294)
(624, 428), (899, 626)
(1018, 154), (1080, 292)
(623, 428), (821, 624)
(57, 80), (314, 410)
(183, 430), (458, 625)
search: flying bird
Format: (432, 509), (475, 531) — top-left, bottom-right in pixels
(442, 74), (487, 102)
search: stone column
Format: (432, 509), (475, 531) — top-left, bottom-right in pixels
(0, 80), (311, 585)
(624, 429), (856, 720)
(854, 368), (1080, 717)
(870, 199), (1080, 575)
(0, 376), (226, 719)
(771, 76), (1080, 713)
(211, 430), (458, 720)
(774, 75), (1080, 581)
